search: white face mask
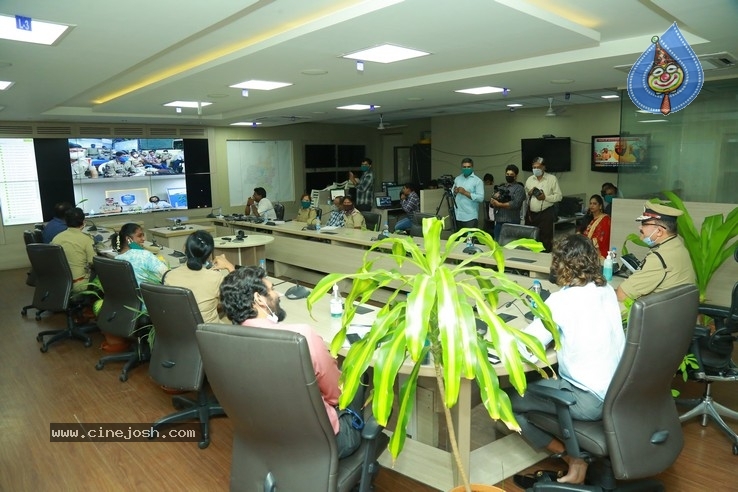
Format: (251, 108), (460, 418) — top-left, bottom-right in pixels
(532, 168), (543, 177)
(265, 304), (279, 323)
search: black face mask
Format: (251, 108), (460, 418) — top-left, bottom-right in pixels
(505, 176), (515, 183)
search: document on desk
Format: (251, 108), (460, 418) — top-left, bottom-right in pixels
(320, 225), (339, 231)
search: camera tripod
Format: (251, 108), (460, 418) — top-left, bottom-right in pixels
(435, 187), (458, 232)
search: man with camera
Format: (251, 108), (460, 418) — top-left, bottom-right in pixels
(525, 157), (562, 252)
(453, 157), (485, 231)
(491, 164), (526, 241)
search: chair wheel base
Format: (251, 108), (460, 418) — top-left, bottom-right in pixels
(36, 334), (43, 342)
(21, 308), (27, 316)
(95, 362), (105, 370)
(198, 440), (210, 449)
(40, 345), (48, 353)
(84, 339), (92, 348)
(119, 373), (128, 382)
(35, 313), (42, 321)
(733, 444), (738, 455)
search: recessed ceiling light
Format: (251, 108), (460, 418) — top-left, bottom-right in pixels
(229, 79), (292, 91)
(639, 119), (668, 123)
(601, 95), (620, 99)
(0, 80), (14, 90)
(301, 69), (328, 76)
(506, 103), (523, 108)
(163, 101), (212, 108)
(342, 44), (430, 64)
(0, 14), (72, 45)
(636, 109), (652, 114)
(231, 122), (263, 126)
(550, 79), (575, 84)
(337, 104), (379, 111)
(455, 86), (505, 95)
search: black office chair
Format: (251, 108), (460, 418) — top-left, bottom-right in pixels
(408, 213), (435, 238)
(92, 256), (150, 382)
(24, 243), (98, 352)
(140, 283), (225, 449)
(315, 207), (323, 221)
(497, 223), (540, 247)
(524, 284), (698, 491)
(363, 211), (381, 232)
(23, 230), (39, 289)
(679, 249), (738, 453)
(273, 202), (285, 221)
(196, 323), (389, 492)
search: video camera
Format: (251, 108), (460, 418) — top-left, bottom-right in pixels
(438, 175), (455, 190)
(492, 185), (511, 203)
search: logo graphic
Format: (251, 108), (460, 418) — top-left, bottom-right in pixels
(627, 23), (703, 115)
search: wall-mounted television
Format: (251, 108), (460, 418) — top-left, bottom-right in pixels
(521, 137), (571, 172)
(591, 135), (649, 173)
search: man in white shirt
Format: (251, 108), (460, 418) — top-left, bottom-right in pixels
(245, 187), (277, 220)
(524, 157), (562, 252)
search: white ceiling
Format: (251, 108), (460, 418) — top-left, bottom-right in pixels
(0, 0), (736, 128)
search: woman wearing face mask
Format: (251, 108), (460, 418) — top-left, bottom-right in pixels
(294, 193), (318, 225)
(341, 196), (366, 229)
(582, 194), (611, 259)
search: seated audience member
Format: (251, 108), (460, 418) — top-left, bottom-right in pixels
(111, 223), (169, 286)
(143, 195), (172, 210)
(70, 147), (96, 179)
(508, 234), (625, 485)
(219, 267), (361, 458)
(51, 207), (95, 293)
(245, 187), (277, 220)
(143, 150), (160, 166)
(394, 183), (420, 233)
(164, 231), (234, 324)
(101, 152), (137, 177)
(325, 196), (345, 228)
(43, 201), (73, 243)
(600, 182), (619, 215)
(581, 194), (611, 259)
(295, 193), (318, 225)
(342, 196), (366, 229)
(616, 202), (695, 303)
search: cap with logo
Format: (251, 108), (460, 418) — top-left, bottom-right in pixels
(634, 202), (683, 222)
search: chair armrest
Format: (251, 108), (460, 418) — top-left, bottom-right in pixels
(699, 304), (731, 319)
(525, 384), (586, 460)
(525, 384), (577, 407)
(361, 415), (383, 440)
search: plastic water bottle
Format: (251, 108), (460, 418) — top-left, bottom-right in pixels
(330, 284), (343, 318)
(603, 251), (613, 282)
(610, 246), (618, 270)
(382, 222), (389, 237)
(259, 259), (267, 273)
(466, 234), (473, 249)
(315, 216), (321, 232)
(530, 280), (542, 309)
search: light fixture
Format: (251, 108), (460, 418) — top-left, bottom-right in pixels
(229, 79), (292, 91)
(337, 104), (379, 111)
(0, 81), (14, 91)
(455, 86), (505, 95)
(601, 94), (620, 99)
(502, 88), (509, 96)
(241, 89), (249, 97)
(0, 14), (72, 45)
(506, 103), (523, 108)
(175, 107), (182, 113)
(342, 44), (430, 64)
(356, 60), (364, 72)
(230, 121), (263, 126)
(164, 101), (212, 109)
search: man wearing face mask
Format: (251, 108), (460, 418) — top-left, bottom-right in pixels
(325, 196), (346, 228)
(341, 196), (366, 229)
(453, 157), (485, 231)
(348, 158), (374, 212)
(219, 266), (362, 459)
(525, 157), (563, 252)
(601, 182), (619, 215)
(616, 202), (695, 303)
(490, 164), (526, 241)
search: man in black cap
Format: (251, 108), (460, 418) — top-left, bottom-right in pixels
(616, 201), (695, 303)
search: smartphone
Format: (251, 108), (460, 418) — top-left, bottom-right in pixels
(346, 333), (362, 345)
(487, 352), (501, 364)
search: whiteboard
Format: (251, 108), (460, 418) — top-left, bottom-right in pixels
(227, 140), (295, 206)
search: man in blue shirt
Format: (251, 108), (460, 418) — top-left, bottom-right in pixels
(452, 157), (484, 231)
(43, 201), (73, 243)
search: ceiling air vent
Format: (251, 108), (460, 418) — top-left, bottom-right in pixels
(79, 126), (112, 136)
(0, 124), (34, 135)
(614, 51), (737, 73)
(148, 127), (178, 136)
(36, 125), (73, 135)
(113, 127), (144, 136)
(179, 127), (207, 136)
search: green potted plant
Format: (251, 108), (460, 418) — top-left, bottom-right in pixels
(307, 217), (559, 492)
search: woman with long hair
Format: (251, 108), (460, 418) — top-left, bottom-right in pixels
(582, 194), (611, 258)
(111, 223), (169, 285)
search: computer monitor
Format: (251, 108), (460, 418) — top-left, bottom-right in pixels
(167, 187), (188, 209)
(386, 185), (403, 203)
(329, 188), (346, 201)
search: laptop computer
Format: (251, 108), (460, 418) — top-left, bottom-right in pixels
(375, 196), (393, 209)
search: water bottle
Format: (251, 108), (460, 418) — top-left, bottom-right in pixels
(330, 284), (343, 318)
(610, 246), (618, 271)
(603, 251), (613, 282)
(315, 216), (321, 232)
(259, 259), (267, 273)
(530, 280), (542, 309)
(382, 222), (389, 237)
(466, 234), (473, 249)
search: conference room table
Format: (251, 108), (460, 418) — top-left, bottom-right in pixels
(271, 274), (572, 490)
(212, 234), (274, 267)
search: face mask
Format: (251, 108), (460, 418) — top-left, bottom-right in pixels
(642, 229), (657, 247)
(603, 195), (613, 204)
(462, 168), (473, 177)
(505, 176), (515, 183)
(360, 165), (369, 172)
(532, 168), (543, 177)
(265, 304), (279, 323)
(301, 201), (311, 209)
(343, 206), (354, 213)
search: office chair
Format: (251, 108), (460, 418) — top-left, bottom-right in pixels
(363, 211), (381, 232)
(315, 207), (323, 221)
(140, 283), (225, 449)
(679, 250), (738, 453)
(409, 213), (437, 238)
(497, 223), (540, 247)
(24, 244), (98, 352)
(196, 323), (389, 492)
(273, 202), (285, 221)
(92, 257), (150, 382)
(23, 230), (39, 289)
(524, 284), (698, 491)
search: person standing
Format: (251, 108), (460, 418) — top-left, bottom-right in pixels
(490, 165), (526, 241)
(394, 183), (420, 233)
(452, 157), (484, 230)
(245, 187), (277, 220)
(616, 202), (695, 303)
(600, 182), (619, 215)
(525, 157), (562, 252)
(348, 157), (374, 212)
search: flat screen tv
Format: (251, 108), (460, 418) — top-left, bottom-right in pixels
(591, 135), (649, 172)
(521, 137), (571, 172)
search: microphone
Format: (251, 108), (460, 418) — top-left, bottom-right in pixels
(86, 219), (97, 231)
(504, 299), (516, 309)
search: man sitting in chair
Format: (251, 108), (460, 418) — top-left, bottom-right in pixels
(219, 267), (362, 458)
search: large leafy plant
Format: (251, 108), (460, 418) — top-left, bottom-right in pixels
(307, 217), (558, 490)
